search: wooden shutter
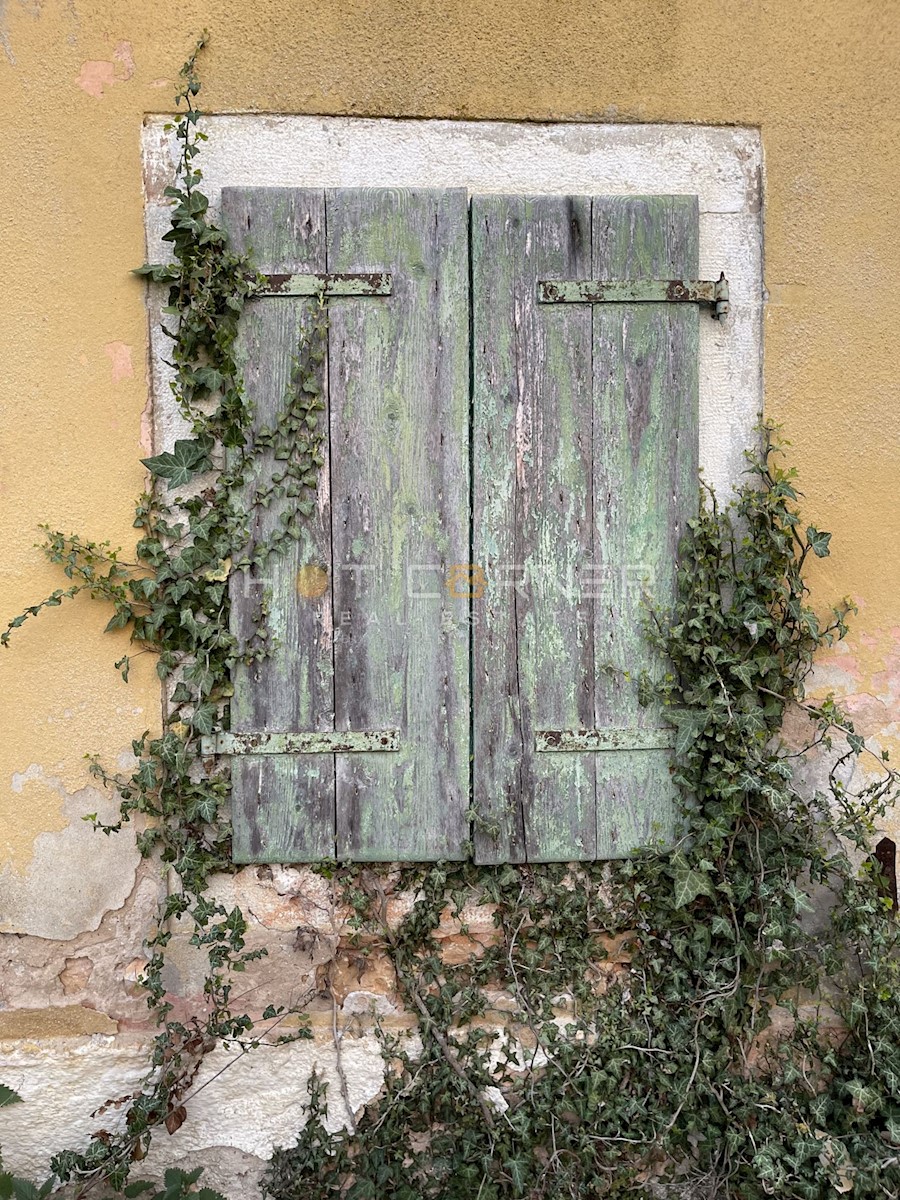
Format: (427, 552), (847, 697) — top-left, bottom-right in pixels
(471, 195), (699, 863)
(222, 187), (471, 862)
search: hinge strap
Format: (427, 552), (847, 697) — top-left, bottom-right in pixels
(535, 729), (676, 753)
(201, 730), (400, 755)
(255, 272), (392, 298)
(537, 272), (729, 321)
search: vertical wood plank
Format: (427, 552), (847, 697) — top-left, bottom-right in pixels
(472, 196), (596, 864)
(327, 188), (470, 861)
(591, 195), (700, 856)
(222, 188), (336, 862)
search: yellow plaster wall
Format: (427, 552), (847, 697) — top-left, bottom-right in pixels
(1, 0), (899, 874)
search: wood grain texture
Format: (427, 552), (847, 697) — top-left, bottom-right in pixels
(223, 188), (697, 865)
(473, 194), (699, 863)
(222, 187), (336, 863)
(326, 189), (471, 861)
(591, 195), (699, 856)
(472, 195), (596, 864)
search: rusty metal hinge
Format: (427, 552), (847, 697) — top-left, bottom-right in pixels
(538, 272), (729, 321)
(200, 730), (400, 755)
(535, 728), (676, 753)
(255, 272), (392, 298)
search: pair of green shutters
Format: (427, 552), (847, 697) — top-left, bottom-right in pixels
(220, 187), (699, 865)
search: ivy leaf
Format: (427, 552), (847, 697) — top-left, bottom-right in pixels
(806, 526), (832, 557)
(186, 792), (219, 823)
(671, 852), (716, 908)
(730, 661), (756, 690)
(164, 1105), (187, 1135)
(503, 1155), (529, 1195)
(141, 438), (212, 490)
(132, 262), (181, 283)
(104, 607), (132, 632)
(192, 366), (225, 392)
(0, 1178), (54, 1200)
(170, 682), (194, 705)
(191, 703), (217, 736)
(0, 1083), (23, 1108)
(667, 709), (706, 757)
(847, 731), (865, 755)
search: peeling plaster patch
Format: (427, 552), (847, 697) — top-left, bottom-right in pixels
(0, 0), (15, 64)
(810, 627), (900, 760)
(231, 865), (342, 934)
(0, 1033), (389, 1182)
(139, 393), (153, 454)
(76, 39), (134, 99)
(0, 783), (140, 938)
(64, 0), (79, 46)
(76, 59), (117, 99)
(0, 1005), (116, 1038)
(11, 761), (53, 795)
(139, 1148), (266, 1200)
(104, 340), (133, 383)
(117, 748), (139, 772)
(0, 1037), (150, 1180)
(59, 955), (94, 994)
(4, 769), (68, 871)
(144, 1035), (388, 1161)
(0, 869), (162, 1019)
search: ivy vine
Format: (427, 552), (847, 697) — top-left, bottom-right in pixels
(2, 34), (321, 1194)
(2, 32), (900, 1200)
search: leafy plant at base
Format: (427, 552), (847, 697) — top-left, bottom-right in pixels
(262, 434), (900, 1200)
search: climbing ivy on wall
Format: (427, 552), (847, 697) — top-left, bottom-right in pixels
(2, 34), (322, 1192)
(3, 32), (900, 1200)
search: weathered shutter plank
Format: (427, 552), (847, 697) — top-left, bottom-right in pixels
(222, 188), (336, 862)
(326, 188), (470, 860)
(472, 195), (597, 864)
(473, 193), (699, 863)
(591, 195), (699, 856)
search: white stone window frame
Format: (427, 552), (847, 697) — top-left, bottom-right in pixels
(142, 116), (763, 500)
